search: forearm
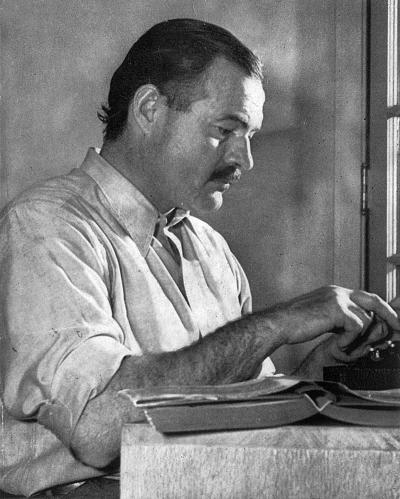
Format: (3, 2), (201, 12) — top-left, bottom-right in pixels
(70, 310), (285, 468)
(117, 311), (284, 388)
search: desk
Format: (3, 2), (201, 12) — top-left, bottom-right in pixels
(121, 420), (400, 498)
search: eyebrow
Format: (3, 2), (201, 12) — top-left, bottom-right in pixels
(216, 114), (261, 132)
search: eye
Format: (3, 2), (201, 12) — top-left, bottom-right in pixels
(216, 126), (232, 138)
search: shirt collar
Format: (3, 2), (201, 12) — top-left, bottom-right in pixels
(162, 208), (190, 229)
(80, 148), (188, 255)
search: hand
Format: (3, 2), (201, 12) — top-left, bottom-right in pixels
(273, 285), (400, 346)
(330, 316), (391, 362)
(329, 293), (400, 362)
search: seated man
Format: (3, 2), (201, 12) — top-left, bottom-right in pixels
(1, 18), (398, 497)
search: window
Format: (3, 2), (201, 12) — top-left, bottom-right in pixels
(368, 0), (400, 301)
(386, 0), (400, 300)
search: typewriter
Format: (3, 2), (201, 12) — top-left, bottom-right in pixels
(323, 340), (400, 390)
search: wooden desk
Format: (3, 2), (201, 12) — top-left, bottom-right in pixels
(121, 421), (400, 499)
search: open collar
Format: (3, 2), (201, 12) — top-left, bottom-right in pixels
(80, 148), (188, 255)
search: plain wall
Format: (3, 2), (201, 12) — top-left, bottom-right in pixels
(0, 0), (364, 372)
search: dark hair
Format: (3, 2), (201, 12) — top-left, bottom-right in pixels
(98, 18), (263, 141)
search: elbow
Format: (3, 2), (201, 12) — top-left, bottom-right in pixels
(70, 419), (121, 469)
(71, 442), (118, 470)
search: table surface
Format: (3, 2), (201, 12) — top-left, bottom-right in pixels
(121, 420), (400, 499)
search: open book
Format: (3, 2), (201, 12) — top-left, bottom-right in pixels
(123, 376), (400, 433)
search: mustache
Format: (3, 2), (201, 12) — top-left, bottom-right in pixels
(210, 166), (241, 183)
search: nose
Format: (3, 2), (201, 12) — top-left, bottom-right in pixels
(224, 136), (254, 171)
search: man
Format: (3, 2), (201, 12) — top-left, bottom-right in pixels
(1, 18), (398, 497)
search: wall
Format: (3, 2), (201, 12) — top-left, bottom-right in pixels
(0, 0), (364, 371)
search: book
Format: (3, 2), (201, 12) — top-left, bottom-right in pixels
(122, 375), (400, 433)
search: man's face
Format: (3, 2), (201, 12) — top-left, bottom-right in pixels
(151, 57), (265, 213)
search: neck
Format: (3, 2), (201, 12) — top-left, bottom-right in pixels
(100, 137), (173, 213)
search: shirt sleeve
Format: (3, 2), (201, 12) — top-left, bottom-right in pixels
(0, 202), (132, 446)
(229, 252), (253, 315)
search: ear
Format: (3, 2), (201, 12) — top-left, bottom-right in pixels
(129, 84), (165, 135)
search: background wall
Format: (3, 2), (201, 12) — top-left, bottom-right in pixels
(0, 0), (365, 372)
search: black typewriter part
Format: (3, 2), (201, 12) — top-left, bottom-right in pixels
(323, 341), (400, 390)
(355, 340), (400, 368)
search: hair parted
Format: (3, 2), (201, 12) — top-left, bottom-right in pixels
(98, 18), (263, 141)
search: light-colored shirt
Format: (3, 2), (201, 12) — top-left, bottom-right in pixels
(0, 148), (274, 496)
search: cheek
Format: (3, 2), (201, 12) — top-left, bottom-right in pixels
(207, 137), (220, 149)
(200, 137), (222, 168)
(171, 136), (221, 190)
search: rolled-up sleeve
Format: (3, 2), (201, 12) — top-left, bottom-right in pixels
(0, 202), (132, 446)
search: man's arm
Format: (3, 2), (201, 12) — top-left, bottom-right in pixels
(70, 285), (400, 468)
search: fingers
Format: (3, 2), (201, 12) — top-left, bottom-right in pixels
(335, 306), (374, 349)
(331, 340), (370, 362)
(364, 318), (390, 344)
(347, 306), (375, 335)
(338, 315), (387, 346)
(332, 316), (392, 362)
(350, 290), (400, 331)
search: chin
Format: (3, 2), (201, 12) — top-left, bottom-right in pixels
(188, 192), (224, 214)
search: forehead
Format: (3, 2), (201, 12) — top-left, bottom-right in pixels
(198, 57), (265, 128)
